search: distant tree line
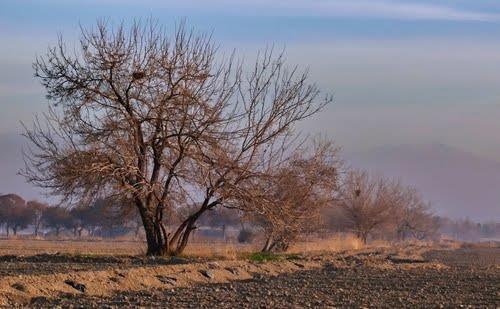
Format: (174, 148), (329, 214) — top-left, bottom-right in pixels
(0, 194), (136, 238)
(0, 192), (243, 239)
(436, 217), (500, 242)
(2, 185), (497, 245)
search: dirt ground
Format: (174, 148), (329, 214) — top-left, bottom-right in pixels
(0, 243), (497, 308)
(42, 248), (497, 308)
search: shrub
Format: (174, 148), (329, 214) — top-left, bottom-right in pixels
(237, 229), (255, 244)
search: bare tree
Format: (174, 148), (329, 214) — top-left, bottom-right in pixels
(0, 194), (24, 235)
(12, 206), (36, 236)
(27, 200), (48, 237)
(42, 206), (73, 236)
(337, 170), (401, 243)
(69, 197), (131, 237)
(395, 187), (437, 241)
(22, 20), (331, 255)
(239, 140), (340, 252)
(0, 194), (36, 236)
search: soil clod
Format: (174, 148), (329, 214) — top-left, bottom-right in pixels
(64, 280), (86, 293)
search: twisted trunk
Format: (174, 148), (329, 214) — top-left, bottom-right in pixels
(139, 196), (219, 256)
(261, 235), (274, 252)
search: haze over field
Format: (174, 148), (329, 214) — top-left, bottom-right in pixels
(347, 143), (500, 221)
(1, 0), (499, 220)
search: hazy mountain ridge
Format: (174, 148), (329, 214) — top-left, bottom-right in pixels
(346, 143), (500, 221)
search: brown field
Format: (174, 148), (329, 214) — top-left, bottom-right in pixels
(0, 238), (497, 308)
(0, 238), (147, 256)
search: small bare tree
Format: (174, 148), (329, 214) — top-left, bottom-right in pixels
(395, 187), (437, 240)
(0, 194), (35, 236)
(0, 194), (24, 235)
(238, 140), (340, 252)
(337, 170), (401, 243)
(41, 206), (73, 237)
(27, 200), (48, 237)
(8, 204), (35, 236)
(22, 20), (331, 255)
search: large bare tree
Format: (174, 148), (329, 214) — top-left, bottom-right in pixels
(22, 20), (331, 255)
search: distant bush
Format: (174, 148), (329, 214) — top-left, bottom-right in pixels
(237, 229), (255, 244)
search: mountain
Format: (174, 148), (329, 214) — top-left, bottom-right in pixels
(346, 143), (500, 221)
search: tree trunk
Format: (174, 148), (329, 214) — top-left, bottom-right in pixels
(262, 235), (289, 253)
(261, 235), (273, 252)
(143, 216), (163, 255)
(165, 201), (214, 256)
(13, 226), (17, 236)
(34, 222), (40, 237)
(172, 219), (196, 255)
(139, 198), (215, 256)
(360, 232), (368, 244)
(134, 222), (141, 238)
(138, 204), (166, 256)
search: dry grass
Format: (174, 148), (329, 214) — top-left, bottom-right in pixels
(0, 235), (365, 258)
(0, 238), (257, 258)
(289, 234), (364, 254)
(0, 238), (146, 256)
(182, 242), (256, 260)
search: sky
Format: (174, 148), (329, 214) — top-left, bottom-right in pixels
(0, 0), (500, 215)
(1, 0), (500, 158)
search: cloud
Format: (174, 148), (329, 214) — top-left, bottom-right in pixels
(299, 1), (500, 22)
(12, 0), (499, 22)
(89, 0), (500, 22)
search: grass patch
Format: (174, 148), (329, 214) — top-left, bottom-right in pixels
(284, 253), (301, 260)
(248, 252), (303, 263)
(248, 252), (281, 263)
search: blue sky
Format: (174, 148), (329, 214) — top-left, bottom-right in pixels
(1, 0), (500, 160)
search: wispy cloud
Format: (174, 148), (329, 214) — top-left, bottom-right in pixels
(297, 1), (500, 22)
(109, 0), (499, 22)
(15, 0), (498, 22)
